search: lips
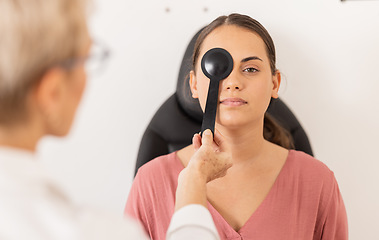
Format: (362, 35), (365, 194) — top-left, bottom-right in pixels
(219, 97), (247, 106)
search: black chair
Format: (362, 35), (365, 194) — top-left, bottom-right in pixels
(134, 28), (313, 175)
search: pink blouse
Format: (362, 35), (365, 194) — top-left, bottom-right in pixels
(125, 150), (348, 240)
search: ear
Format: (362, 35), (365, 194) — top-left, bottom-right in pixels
(271, 70), (281, 99)
(33, 67), (65, 117)
(189, 70), (199, 99)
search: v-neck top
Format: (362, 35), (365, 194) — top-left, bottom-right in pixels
(125, 150), (348, 240)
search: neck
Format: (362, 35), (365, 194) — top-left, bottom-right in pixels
(0, 121), (43, 152)
(216, 120), (266, 165)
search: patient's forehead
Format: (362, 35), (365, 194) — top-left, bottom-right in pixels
(199, 25), (269, 65)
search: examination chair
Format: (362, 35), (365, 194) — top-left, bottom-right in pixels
(134, 28), (313, 175)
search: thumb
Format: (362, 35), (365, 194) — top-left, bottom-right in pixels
(201, 129), (213, 147)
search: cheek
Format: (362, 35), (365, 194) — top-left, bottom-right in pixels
(73, 67), (87, 100)
(196, 78), (210, 111)
(77, 71), (86, 98)
(256, 81), (272, 97)
(248, 78), (274, 110)
(64, 67), (86, 115)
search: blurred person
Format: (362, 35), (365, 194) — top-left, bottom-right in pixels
(0, 0), (231, 239)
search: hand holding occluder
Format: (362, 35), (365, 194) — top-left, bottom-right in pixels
(190, 129), (232, 183)
(175, 129), (232, 211)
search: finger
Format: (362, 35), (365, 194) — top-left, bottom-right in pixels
(201, 129), (214, 147)
(192, 133), (201, 151)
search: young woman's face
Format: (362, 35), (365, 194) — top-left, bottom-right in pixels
(190, 25), (280, 130)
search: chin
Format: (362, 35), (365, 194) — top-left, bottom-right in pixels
(47, 122), (72, 137)
(217, 118), (248, 129)
(216, 113), (262, 129)
(48, 129), (70, 137)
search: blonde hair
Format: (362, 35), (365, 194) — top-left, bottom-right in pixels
(0, 0), (89, 124)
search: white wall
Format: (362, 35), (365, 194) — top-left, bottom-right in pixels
(39, 0), (379, 239)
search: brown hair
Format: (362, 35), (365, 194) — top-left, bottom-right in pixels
(192, 13), (294, 149)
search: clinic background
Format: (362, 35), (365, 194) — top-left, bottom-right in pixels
(38, 0), (378, 239)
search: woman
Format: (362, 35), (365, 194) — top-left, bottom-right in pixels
(125, 13), (348, 240)
(0, 0), (231, 239)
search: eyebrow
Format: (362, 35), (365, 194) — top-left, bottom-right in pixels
(241, 56), (263, 63)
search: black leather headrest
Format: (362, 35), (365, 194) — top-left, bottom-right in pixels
(176, 28), (205, 123)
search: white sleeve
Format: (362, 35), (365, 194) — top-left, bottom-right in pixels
(166, 204), (220, 240)
(78, 208), (150, 240)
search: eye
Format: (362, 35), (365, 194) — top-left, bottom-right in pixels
(243, 67), (259, 73)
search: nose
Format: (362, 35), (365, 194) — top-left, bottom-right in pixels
(222, 70), (243, 91)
